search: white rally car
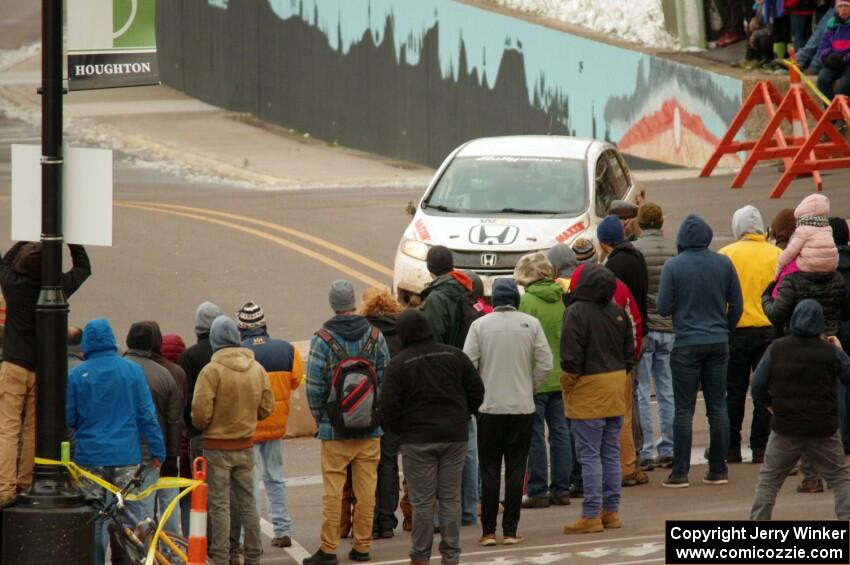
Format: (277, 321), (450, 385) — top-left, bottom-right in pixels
(393, 135), (638, 304)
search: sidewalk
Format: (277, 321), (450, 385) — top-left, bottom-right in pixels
(0, 46), (434, 190)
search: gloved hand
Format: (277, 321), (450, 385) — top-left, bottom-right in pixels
(825, 52), (846, 71)
(160, 456), (178, 477)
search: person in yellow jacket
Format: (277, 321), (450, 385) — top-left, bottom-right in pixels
(718, 206), (780, 465)
(231, 301), (305, 550)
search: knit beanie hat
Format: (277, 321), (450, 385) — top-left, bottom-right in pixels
(596, 215), (625, 245)
(209, 315), (241, 352)
(329, 280), (356, 312)
(770, 208), (796, 249)
(514, 252), (554, 287)
(637, 203), (664, 230)
(546, 244), (578, 278)
(426, 245), (453, 276)
(830, 217), (850, 246)
(161, 334), (186, 363)
(237, 300), (266, 330)
(491, 278), (520, 309)
(572, 238), (598, 264)
(466, 271), (485, 299)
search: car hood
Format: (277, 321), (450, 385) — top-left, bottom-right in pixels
(406, 210), (593, 251)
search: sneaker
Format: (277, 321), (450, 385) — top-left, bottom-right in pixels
(751, 449), (765, 464)
(638, 459), (655, 472)
(717, 31), (745, 47)
(601, 510), (621, 529)
(797, 477), (825, 493)
(348, 549), (370, 562)
(521, 495), (550, 509)
(726, 447), (743, 464)
(303, 550), (339, 565)
(622, 471), (649, 487)
(654, 455), (673, 469)
(479, 534), (497, 547)
(550, 494), (571, 506)
(662, 473), (690, 488)
(568, 483), (583, 498)
(703, 471), (729, 485)
(271, 536), (292, 548)
(563, 517), (604, 534)
(503, 535), (524, 545)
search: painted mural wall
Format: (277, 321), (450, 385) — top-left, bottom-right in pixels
(156, 0), (743, 169)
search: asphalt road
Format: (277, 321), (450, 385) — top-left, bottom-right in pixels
(3, 107), (850, 565)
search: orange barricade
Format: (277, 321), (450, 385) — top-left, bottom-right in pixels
(771, 95), (850, 198)
(700, 81), (787, 178)
(187, 457), (208, 565)
(730, 64), (824, 190)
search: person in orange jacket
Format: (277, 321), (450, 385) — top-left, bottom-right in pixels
(230, 301), (304, 550)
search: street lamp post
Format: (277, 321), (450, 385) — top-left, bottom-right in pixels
(1, 1), (94, 562)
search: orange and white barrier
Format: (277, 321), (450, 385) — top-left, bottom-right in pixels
(187, 457), (208, 565)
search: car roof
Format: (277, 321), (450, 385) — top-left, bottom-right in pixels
(455, 135), (603, 160)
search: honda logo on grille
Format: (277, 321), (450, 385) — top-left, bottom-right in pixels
(469, 224), (519, 245)
(481, 253), (498, 267)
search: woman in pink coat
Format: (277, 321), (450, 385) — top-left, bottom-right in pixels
(776, 194), (839, 276)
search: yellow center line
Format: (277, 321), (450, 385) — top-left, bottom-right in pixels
(115, 200), (394, 277)
(116, 202), (389, 288)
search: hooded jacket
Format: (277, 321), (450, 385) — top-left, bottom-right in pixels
(604, 242), (649, 336)
(381, 310), (484, 444)
(632, 228), (677, 332)
(569, 264), (642, 356)
(817, 15), (850, 67)
(67, 319), (165, 467)
(657, 215), (743, 347)
(178, 302), (222, 436)
(762, 270), (849, 336)
(420, 271), (473, 345)
(1, 243), (90, 371)
(366, 314), (403, 358)
(306, 314), (390, 441)
(837, 245), (850, 345)
(463, 304), (552, 415)
(190, 342), (275, 450)
(560, 265), (635, 420)
(240, 327), (304, 443)
(752, 300), (850, 437)
(719, 206), (781, 329)
(776, 194), (838, 275)
(161, 334), (186, 363)
(519, 280), (565, 394)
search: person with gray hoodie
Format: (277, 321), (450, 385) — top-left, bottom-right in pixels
(178, 301), (224, 464)
(464, 279), (552, 546)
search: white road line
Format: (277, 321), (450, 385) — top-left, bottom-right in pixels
(365, 534), (664, 565)
(260, 517), (311, 562)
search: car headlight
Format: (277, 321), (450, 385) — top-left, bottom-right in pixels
(401, 239), (431, 261)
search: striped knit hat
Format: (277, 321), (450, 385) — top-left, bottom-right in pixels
(237, 300), (266, 330)
(572, 238), (598, 264)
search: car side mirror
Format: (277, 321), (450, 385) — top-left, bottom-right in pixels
(405, 201), (417, 216)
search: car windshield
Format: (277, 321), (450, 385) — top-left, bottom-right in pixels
(424, 155), (587, 215)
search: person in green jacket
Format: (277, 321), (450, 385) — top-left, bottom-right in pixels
(515, 252), (571, 508)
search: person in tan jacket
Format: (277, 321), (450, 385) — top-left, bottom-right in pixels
(191, 315), (274, 565)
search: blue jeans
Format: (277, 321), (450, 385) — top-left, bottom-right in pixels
(638, 332), (675, 461)
(571, 417), (622, 518)
(461, 417), (478, 524)
(252, 439), (292, 537)
(526, 392), (571, 498)
(671, 343), (730, 477)
(80, 465), (146, 565)
(797, 7), (832, 71)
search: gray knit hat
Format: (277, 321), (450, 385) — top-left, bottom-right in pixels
(329, 280), (356, 312)
(237, 300), (266, 330)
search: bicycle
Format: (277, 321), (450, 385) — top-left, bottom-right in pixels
(85, 464), (212, 565)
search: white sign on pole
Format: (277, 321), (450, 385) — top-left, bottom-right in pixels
(11, 145), (113, 246)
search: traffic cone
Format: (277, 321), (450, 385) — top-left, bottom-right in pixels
(187, 457), (208, 565)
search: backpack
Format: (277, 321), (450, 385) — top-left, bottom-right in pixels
(453, 292), (484, 349)
(316, 327), (381, 433)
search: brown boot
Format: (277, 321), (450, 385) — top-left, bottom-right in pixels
(601, 510), (621, 529)
(563, 516), (604, 534)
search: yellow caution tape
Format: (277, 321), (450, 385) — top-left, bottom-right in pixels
(782, 59), (832, 106)
(35, 457), (204, 565)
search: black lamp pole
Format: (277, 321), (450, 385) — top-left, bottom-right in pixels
(1, 1), (94, 562)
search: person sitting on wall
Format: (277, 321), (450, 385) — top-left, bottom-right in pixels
(816, 1), (850, 99)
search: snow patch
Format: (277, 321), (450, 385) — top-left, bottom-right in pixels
(488, 0), (677, 50)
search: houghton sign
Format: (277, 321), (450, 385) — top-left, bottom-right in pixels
(67, 0), (158, 90)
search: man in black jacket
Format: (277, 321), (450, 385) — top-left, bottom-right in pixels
(750, 300), (850, 519)
(381, 309), (484, 565)
(0, 241), (90, 507)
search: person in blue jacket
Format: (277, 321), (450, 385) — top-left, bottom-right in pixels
(817, 1), (850, 99)
(66, 318), (165, 565)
